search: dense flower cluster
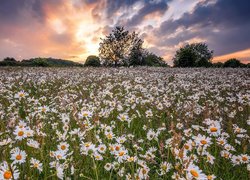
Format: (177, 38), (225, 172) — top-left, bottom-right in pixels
(0, 67), (249, 179)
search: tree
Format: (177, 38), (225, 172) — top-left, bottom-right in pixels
(84, 55), (100, 67)
(213, 62), (224, 68)
(0, 57), (18, 66)
(99, 26), (143, 66)
(3, 57), (17, 62)
(223, 58), (242, 68)
(173, 43), (213, 67)
(144, 52), (168, 67)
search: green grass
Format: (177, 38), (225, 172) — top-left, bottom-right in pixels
(0, 67), (249, 180)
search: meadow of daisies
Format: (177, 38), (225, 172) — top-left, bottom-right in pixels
(0, 67), (249, 180)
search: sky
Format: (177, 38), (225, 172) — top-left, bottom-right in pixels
(0, 0), (250, 65)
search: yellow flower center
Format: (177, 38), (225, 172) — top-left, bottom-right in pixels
(61, 145), (66, 150)
(83, 113), (88, 117)
(184, 144), (190, 150)
(85, 143), (90, 147)
(16, 154), (22, 160)
(142, 169), (147, 174)
(115, 146), (120, 151)
(190, 169), (199, 177)
(162, 165), (167, 171)
(34, 163), (39, 168)
(219, 140), (224, 145)
(242, 156), (248, 161)
(210, 127), (218, 132)
(4, 171), (12, 179)
(223, 153), (229, 158)
(107, 134), (112, 139)
(200, 140), (207, 145)
(207, 175), (213, 180)
(128, 157), (134, 162)
(18, 131), (24, 136)
(119, 151), (125, 156)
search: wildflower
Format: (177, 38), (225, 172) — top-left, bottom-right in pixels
(0, 161), (19, 180)
(116, 148), (128, 163)
(147, 129), (156, 141)
(176, 123), (184, 130)
(186, 163), (207, 180)
(57, 142), (69, 152)
(38, 105), (49, 113)
(145, 110), (153, 118)
(207, 174), (216, 180)
(116, 136), (127, 144)
(56, 164), (64, 180)
(194, 134), (211, 147)
(159, 161), (172, 175)
(207, 121), (221, 136)
(27, 139), (40, 149)
(30, 158), (43, 172)
(98, 144), (107, 154)
(14, 90), (27, 99)
(0, 138), (12, 146)
(13, 127), (27, 140)
(240, 154), (250, 164)
(10, 147), (27, 164)
(118, 113), (129, 122)
(220, 150), (231, 159)
(79, 110), (93, 118)
(104, 163), (112, 171)
(94, 152), (103, 161)
(137, 166), (150, 179)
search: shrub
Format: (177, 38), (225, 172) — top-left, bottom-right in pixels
(84, 56), (101, 67)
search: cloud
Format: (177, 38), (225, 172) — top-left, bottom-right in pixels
(155, 0), (250, 59)
(125, 0), (170, 27)
(0, 0), (249, 63)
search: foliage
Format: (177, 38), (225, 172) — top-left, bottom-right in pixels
(212, 62), (224, 68)
(173, 43), (213, 67)
(99, 26), (144, 66)
(223, 58), (243, 68)
(0, 57), (83, 67)
(84, 55), (101, 67)
(0, 57), (19, 66)
(144, 53), (168, 67)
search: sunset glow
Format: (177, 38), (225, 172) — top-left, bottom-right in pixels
(0, 0), (249, 64)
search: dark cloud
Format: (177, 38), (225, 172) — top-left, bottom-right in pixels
(126, 0), (170, 27)
(0, 0), (46, 24)
(157, 0), (250, 56)
(105, 0), (137, 17)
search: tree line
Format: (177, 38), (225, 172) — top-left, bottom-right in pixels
(85, 26), (249, 68)
(1, 26), (249, 68)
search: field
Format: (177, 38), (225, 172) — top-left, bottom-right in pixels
(0, 67), (249, 180)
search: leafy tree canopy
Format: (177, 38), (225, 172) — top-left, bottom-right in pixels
(173, 43), (213, 67)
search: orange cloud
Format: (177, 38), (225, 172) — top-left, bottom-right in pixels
(213, 49), (250, 64)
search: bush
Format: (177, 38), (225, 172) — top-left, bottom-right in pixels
(0, 57), (18, 66)
(223, 58), (242, 68)
(144, 53), (168, 67)
(213, 62), (224, 68)
(84, 56), (101, 67)
(173, 43), (213, 67)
